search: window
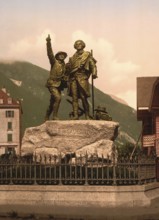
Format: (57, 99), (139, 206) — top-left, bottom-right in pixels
(8, 122), (12, 130)
(0, 99), (3, 104)
(143, 117), (153, 135)
(8, 98), (12, 104)
(7, 134), (12, 142)
(6, 110), (14, 118)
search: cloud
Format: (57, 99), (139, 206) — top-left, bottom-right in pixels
(4, 29), (56, 68)
(110, 60), (140, 84)
(117, 90), (137, 109)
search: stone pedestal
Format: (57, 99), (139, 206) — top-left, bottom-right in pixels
(21, 120), (119, 158)
(0, 183), (159, 218)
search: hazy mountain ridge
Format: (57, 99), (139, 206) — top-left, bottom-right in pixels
(109, 94), (128, 106)
(0, 61), (141, 144)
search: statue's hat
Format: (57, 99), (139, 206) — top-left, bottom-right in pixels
(55, 51), (67, 59)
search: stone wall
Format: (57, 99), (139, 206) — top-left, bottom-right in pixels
(0, 183), (159, 217)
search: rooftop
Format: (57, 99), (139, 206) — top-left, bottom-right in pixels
(0, 87), (20, 107)
(137, 77), (159, 110)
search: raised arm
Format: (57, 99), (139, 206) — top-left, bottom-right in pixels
(46, 34), (55, 67)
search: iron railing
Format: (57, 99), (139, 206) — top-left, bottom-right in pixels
(0, 153), (156, 185)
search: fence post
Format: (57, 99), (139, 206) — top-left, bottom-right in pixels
(74, 156), (77, 184)
(138, 155), (142, 185)
(9, 160), (13, 185)
(101, 154), (104, 184)
(155, 157), (158, 182)
(34, 154), (37, 185)
(59, 153), (62, 185)
(85, 152), (88, 185)
(96, 154), (99, 184)
(112, 145), (117, 186)
(44, 155), (47, 184)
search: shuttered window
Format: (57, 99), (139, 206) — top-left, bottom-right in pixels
(6, 111), (14, 118)
(7, 134), (13, 142)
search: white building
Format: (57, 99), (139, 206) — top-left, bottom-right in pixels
(0, 87), (21, 155)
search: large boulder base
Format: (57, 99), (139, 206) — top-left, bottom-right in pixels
(21, 120), (119, 158)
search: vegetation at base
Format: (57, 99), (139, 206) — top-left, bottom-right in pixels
(116, 141), (141, 155)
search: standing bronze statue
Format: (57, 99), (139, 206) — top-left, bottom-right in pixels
(45, 35), (67, 120)
(66, 40), (97, 119)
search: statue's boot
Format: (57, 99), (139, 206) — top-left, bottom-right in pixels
(45, 95), (54, 121)
(82, 98), (90, 120)
(85, 112), (90, 120)
(45, 107), (52, 121)
(72, 102), (79, 120)
(52, 101), (60, 120)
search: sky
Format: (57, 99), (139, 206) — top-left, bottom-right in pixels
(1, 0), (159, 109)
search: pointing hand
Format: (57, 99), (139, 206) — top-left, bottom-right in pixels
(46, 34), (51, 42)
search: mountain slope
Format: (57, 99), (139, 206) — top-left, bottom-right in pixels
(0, 61), (141, 142)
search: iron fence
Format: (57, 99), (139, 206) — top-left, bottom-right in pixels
(0, 153), (156, 185)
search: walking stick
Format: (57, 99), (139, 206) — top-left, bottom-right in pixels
(91, 49), (95, 118)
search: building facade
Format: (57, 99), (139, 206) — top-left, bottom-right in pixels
(0, 87), (21, 155)
(137, 77), (159, 156)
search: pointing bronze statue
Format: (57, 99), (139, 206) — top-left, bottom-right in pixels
(45, 34), (67, 121)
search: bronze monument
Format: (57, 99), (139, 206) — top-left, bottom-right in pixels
(45, 35), (67, 120)
(66, 40), (97, 119)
